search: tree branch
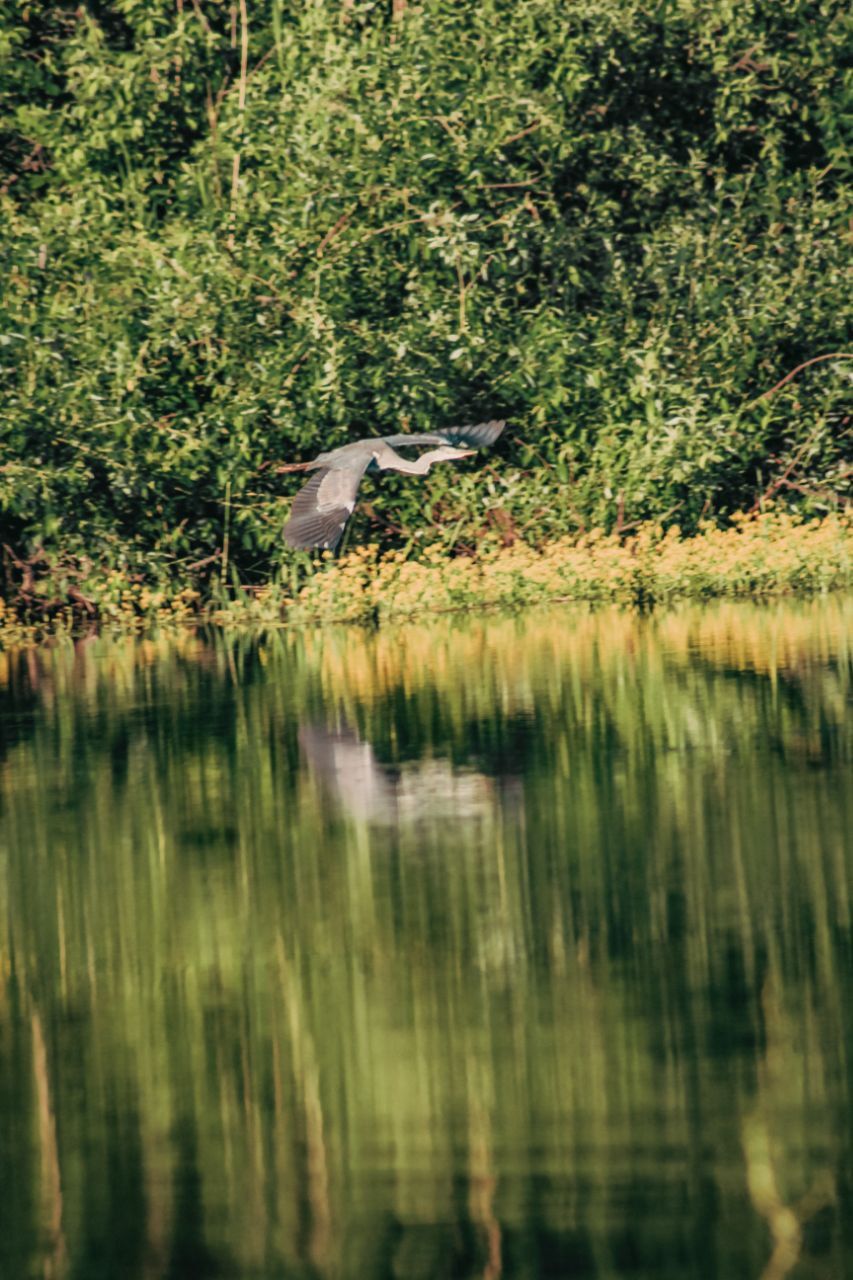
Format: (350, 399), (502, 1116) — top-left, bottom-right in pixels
(749, 352), (853, 405)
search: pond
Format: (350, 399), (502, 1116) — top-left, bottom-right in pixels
(1, 596), (851, 1280)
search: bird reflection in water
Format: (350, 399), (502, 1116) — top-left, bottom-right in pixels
(298, 721), (519, 826)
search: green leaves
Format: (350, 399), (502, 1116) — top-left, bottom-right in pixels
(0, 0), (850, 580)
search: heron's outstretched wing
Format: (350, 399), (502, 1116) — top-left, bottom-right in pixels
(382, 419), (505, 450)
(284, 459), (371, 551)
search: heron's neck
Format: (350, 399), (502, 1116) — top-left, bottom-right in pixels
(390, 454), (433, 475)
(379, 445), (445, 476)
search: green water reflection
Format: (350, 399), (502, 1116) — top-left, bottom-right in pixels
(1, 598), (851, 1279)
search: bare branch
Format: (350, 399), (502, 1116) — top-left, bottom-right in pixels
(749, 352), (853, 405)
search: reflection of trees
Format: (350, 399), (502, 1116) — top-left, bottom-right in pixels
(0, 596), (851, 1278)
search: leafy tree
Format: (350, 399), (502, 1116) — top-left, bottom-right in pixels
(1, 0), (850, 590)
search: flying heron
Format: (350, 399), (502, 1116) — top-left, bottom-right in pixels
(280, 419), (505, 551)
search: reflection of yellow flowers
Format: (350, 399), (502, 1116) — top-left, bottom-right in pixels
(309, 595), (852, 708)
(1, 583), (848, 707)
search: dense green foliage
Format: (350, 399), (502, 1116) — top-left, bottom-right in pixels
(1, 0), (850, 589)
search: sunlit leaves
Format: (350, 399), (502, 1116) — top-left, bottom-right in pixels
(0, 0), (849, 578)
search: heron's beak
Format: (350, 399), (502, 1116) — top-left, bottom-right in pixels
(276, 461), (312, 473)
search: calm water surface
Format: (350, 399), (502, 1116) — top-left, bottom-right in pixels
(1, 598), (851, 1280)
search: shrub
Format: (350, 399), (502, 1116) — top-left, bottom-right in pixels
(1, 0), (850, 585)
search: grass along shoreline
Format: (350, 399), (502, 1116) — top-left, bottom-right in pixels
(0, 511), (850, 644)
